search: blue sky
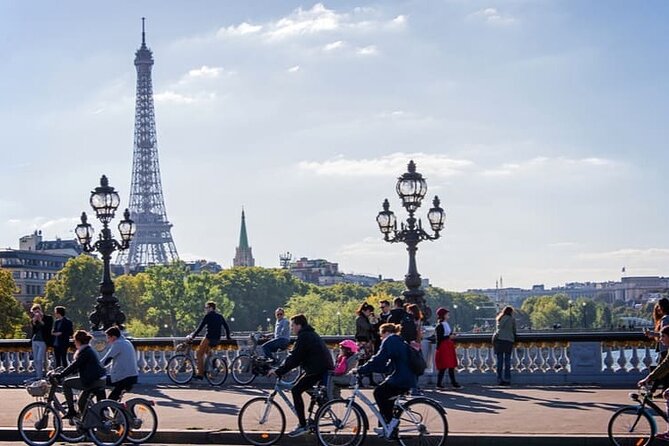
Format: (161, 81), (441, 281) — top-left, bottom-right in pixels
(1, 1), (668, 291)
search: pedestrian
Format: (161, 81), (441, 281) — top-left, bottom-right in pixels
(406, 304), (425, 395)
(434, 307), (461, 389)
(30, 304), (53, 379)
(331, 339), (359, 398)
(355, 302), (378, 387)
(646, 299), (669, 363)
(492, 306), (517, 386)
(52, 306), (74, 368)
(389, 297), (417, 343)
(373, 300), (392, 351)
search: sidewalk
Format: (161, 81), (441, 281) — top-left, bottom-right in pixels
(0, 382), (645, 445)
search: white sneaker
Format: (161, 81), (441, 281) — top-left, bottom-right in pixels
(287, 425), (309, 437)
(373, 427), (385, 437)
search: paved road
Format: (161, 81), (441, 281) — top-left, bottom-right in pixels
(0, 382), (639, 435)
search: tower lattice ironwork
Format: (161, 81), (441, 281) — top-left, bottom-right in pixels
(117, 18), (178, 270)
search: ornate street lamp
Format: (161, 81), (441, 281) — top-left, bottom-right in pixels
(376, 160), (445, 320)
(76, 175), (135, 330)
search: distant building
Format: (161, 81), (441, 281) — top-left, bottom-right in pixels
(469, 276), (669, 306)
(0, 231), (82, 306)
(185, 259), (223, 274)
(342, 274), (382, 287)
(233, 210), (255, 267)
(289, 257), (339, 285)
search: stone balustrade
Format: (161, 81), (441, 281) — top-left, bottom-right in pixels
(0, 331), (655, 385)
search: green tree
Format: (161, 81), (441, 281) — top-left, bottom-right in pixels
(0, 269), (30, 338)
(125, 318), (159, 338)
(40, 255), (103, 329)
(114, 272), (148, 321)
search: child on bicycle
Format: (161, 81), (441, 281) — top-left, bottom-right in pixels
(638, 324), (669, 440)
(332, 340), (359, 399)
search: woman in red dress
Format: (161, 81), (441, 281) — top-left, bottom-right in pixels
(435, 307), (462, 389)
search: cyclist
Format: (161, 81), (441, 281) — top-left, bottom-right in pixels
(187, 301), (232, 380)
(55, 330), (106, 419)
(639, 324), (669, 440)
(101, 326), (139, 401)
(271, 314), (334, 438)
(262, 307), (290, 364)
(355, 323), (416, 435)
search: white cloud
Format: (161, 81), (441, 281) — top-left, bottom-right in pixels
(216, 22), (263, 38)
(186, 65), (223, 79)
(388, 15), (407, 29)
(336, 236), (394, 258)
(323, 40), (345, 51)
(154, 90), (217, 104)
(298, 153), (475, 177)
(548, 242), (580, 249)
(471, 8), (517, 26)
(356, 45), (378, 56)
(579, 248), (669, 262)
(481, 156), (619, 177)
(287, 65), (301, 73)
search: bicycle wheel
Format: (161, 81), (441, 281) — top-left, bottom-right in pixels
(18, 402), (62, 446)
(206, 355), (229, 386)
(282, 365), (302, 386)
(231, 354), (256, 385)
(397, 398), (448, 446)
(125, 399), (158, 444)
(238, 397), (286, 446)
(167, 354), (195, 385)
(86, 401), (129, 446)
(315, 399), (366, 446)
(608, 406), (655, 446)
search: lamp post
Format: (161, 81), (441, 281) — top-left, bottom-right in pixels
(582, 302), (588, 329)
(337, 311), (342, 336)
(568, 300), (574, 329)
(452, 304), (458, 331)
(376, 160), (445, 321)
(75, 175), (135, 331)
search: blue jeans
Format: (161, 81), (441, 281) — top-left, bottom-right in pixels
(32, 340), (47, 379)
(496, 351), (511, 382)
(262, 337), (290, 362)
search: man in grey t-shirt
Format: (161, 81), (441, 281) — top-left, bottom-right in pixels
(262, 308), (291, 364)
(102, 326), (139, 401)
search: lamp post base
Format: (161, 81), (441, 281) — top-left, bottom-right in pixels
(89, 297), (126, 331)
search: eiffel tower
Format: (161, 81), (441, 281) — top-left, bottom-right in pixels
(117, 18), (178, 270)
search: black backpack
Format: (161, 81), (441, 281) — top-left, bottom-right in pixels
(405, 342), (427, 376)
(400, 311), (417, 341)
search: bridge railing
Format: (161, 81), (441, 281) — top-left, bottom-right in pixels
(0, 331), (655, 385)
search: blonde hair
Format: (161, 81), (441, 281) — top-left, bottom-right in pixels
(379, 323), (400, 335)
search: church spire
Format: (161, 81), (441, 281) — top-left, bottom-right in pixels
(233, 208), (255, 267)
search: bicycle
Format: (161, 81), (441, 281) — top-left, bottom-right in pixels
(608, 384), (666, 446)
(238, 376), (330, 446)
(166, 338), (229, 385)
(314, 372), (447, 446)
(230, 333), (301, 386)
(18, 373), (129, 446)
(112, 386), (159, 444)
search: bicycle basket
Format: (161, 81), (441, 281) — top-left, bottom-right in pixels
(26, 379), (50, 397)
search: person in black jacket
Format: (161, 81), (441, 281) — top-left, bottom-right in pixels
(187, 301), (232, 380)
(55, 330), (107, 419)
(52, 306), (74, 367)
(388, 297), (417, 342)
(271, 314), (333, 438)
(30, 304), (53, 379)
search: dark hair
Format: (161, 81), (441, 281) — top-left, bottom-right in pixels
(661, 325), (669, 337)
(206, 301), (216, 310)
(406, 304), (423, 321)
(105, 326), (121, 338)
(496, 306), (514, 322)
(379, 300), (390, 307)
(356, 302), (374, 316)
(74, 330), (92, 345)
(379, 323), (400, 335)
(291, 314), (308, 327)
(55, 306), (66, 317)
(341, 346), (354, 357)
(393, 297), (404, 307)
(659, 298), (669, 318)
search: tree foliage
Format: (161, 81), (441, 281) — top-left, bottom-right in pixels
(39, 255), (102, 330)
(0, 269), (29, 338)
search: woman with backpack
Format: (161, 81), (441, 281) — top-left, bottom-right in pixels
(435, 307), (461, 389)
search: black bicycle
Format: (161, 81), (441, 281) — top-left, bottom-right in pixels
(18, 373), (129, 446)
(608, 384), (666, 446)
(230, 333), (300, 385)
